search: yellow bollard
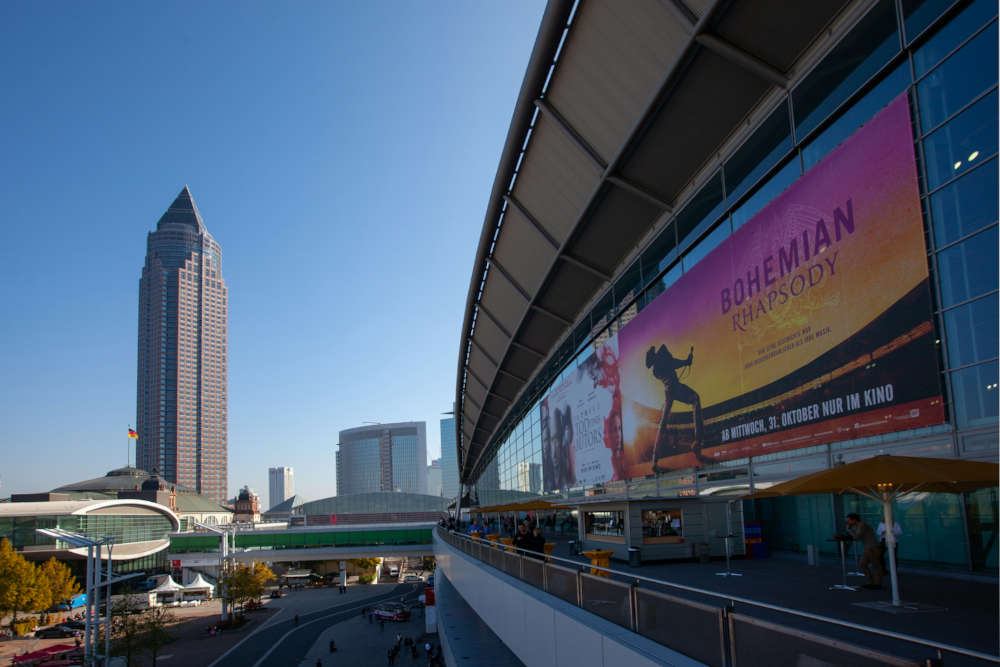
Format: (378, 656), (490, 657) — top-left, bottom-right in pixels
(499, 537), (516, 553)
(582, 549), (614, 578)
(543, 542), (556, 563)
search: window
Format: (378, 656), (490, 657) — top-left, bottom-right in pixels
(936, 226), (999, 307)
(922, 90), (998, 189)
(725, 103), (794, 205)
(584, 510), (624, 537)
(793, 0), (900, 139)
(930, 158), (998, 246)
(917, 22), (998, 130)
(943, 294), (999, 367)
(642, 509), (683, 541)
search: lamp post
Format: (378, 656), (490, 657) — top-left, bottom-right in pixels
(36, 529), (116, 665)
(194, 521), (234, 621)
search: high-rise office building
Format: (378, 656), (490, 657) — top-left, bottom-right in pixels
(439, 416), (459, 499)
(336, 422), (427, 496)
(427, 458), (443, 497)
(136, 186), (228, 504)
(268, 466), (294, 510)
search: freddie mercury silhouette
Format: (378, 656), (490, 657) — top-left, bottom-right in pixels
(646, 344), (708, 471)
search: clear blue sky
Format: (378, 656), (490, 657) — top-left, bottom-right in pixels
(0, 1), (545, 503)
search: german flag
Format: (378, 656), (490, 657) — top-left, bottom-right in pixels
(128, 428), (138, 439)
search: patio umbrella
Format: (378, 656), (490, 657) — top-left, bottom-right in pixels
(744, 454), (998, 606)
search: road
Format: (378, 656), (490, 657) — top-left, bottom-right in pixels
(211, 582), (423, 667)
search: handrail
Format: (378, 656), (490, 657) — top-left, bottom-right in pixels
(439, 527), (1000, 664)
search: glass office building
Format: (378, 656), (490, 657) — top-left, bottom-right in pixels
(456, 0), (997, 571)
(336, 422), (428, 495)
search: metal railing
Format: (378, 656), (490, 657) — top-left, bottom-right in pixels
(436, 527), (1000, 667)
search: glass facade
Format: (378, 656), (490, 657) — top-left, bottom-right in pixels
(440, 417), (460, 499)
(471, 0), (997, 570)
(337, 423), (427, 496)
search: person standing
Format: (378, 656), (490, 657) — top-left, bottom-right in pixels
(845, 513), (883, 589)
(878, 519), (902, 570)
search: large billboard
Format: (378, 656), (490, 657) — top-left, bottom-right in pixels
(615, 94), (945, 477)
(540, 336), (625, 491)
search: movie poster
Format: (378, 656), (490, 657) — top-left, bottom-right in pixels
(617, 94), (945, 477)
(540, 336), (625, 491)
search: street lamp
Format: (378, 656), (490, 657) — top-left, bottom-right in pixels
(36, 528), (115, 664)
(194, 522), (234, 621)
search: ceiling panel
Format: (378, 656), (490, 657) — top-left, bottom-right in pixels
(503, 346), (544, 382)
(518, 308), (568, 355)
(492, 205), (558, 297)
(513, 114), (601, 245)
(547, 0), (690, 162)
(471, 310), (509, 367)
(571, 185), (664, 275)
(467, 345), (498, 391)
(619, 48), (770, 203)
(713, 0), (850, 73)
(480, 267), (528, 335)
(535, 261), (606, 323)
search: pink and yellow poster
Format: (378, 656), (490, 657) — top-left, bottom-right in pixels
(617, 94), (944, 477)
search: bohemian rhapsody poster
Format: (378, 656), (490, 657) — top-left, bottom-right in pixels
(614, 94), (945, 477)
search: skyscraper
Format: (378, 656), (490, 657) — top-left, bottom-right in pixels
(336, 422), (427, 496)
(136, 187), (228, 504)
(268, 466), (294, 510)
(440, 416), (459, 499)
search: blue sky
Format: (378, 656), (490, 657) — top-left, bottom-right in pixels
(0, 1), (545, 503)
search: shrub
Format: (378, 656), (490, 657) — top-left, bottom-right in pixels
(358, 573), (374, 584)
(14, 620), (35, 636)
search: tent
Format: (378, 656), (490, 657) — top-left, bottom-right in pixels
(744, 454), (999, 606)
(182, 573), (215, 601)
(150, 575), (184, 604)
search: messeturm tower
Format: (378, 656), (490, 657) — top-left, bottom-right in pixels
(136, 187), (228, 504)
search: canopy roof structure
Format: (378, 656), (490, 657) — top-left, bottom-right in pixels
(474, 499), (570, 513)
(151, 575), (184, 593)
(183, 573), (215, 591)
(745, 454), (1000, 499)
(455, 0), (862, 484)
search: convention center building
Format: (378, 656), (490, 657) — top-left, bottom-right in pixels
(453, 0), (997, 572)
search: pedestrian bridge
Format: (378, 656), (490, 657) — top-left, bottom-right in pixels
(168, 522), (435, 565)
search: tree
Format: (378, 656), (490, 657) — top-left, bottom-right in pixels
(110, 590), (146, 666)
(220, 564), (264, 613)
(0, 539), (46, 633)
(249, 563), (274, 600)
(37, 557), (81, 612)
(141, 606), (174, 665)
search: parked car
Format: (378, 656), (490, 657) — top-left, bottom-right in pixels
(35, 626), (79, 639)
(61, 621), (86, 631)
(402, 574), (423, 583)
(373, 602), (410, 622)
(269, 590), (282, 598)
(388, 566), (399, 578)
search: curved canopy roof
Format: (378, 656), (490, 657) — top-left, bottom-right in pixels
(456, 0), (853, 484)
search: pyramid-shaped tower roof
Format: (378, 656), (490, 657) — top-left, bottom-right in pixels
(156, 186), (205, 231)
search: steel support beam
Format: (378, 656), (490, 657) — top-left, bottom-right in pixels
(533, 98), (608, 171)
(476, 303), (513, 340)
(509, 339), (546, 358)
(606, 175), (673, 213)
(559, 252), (612, 282)
(695, 33), (789, 89)
(488, 257), (533, 303)
(529, 303), (573, 327)
(503, 194), (560, 249)
(469, 336), (502, 370)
